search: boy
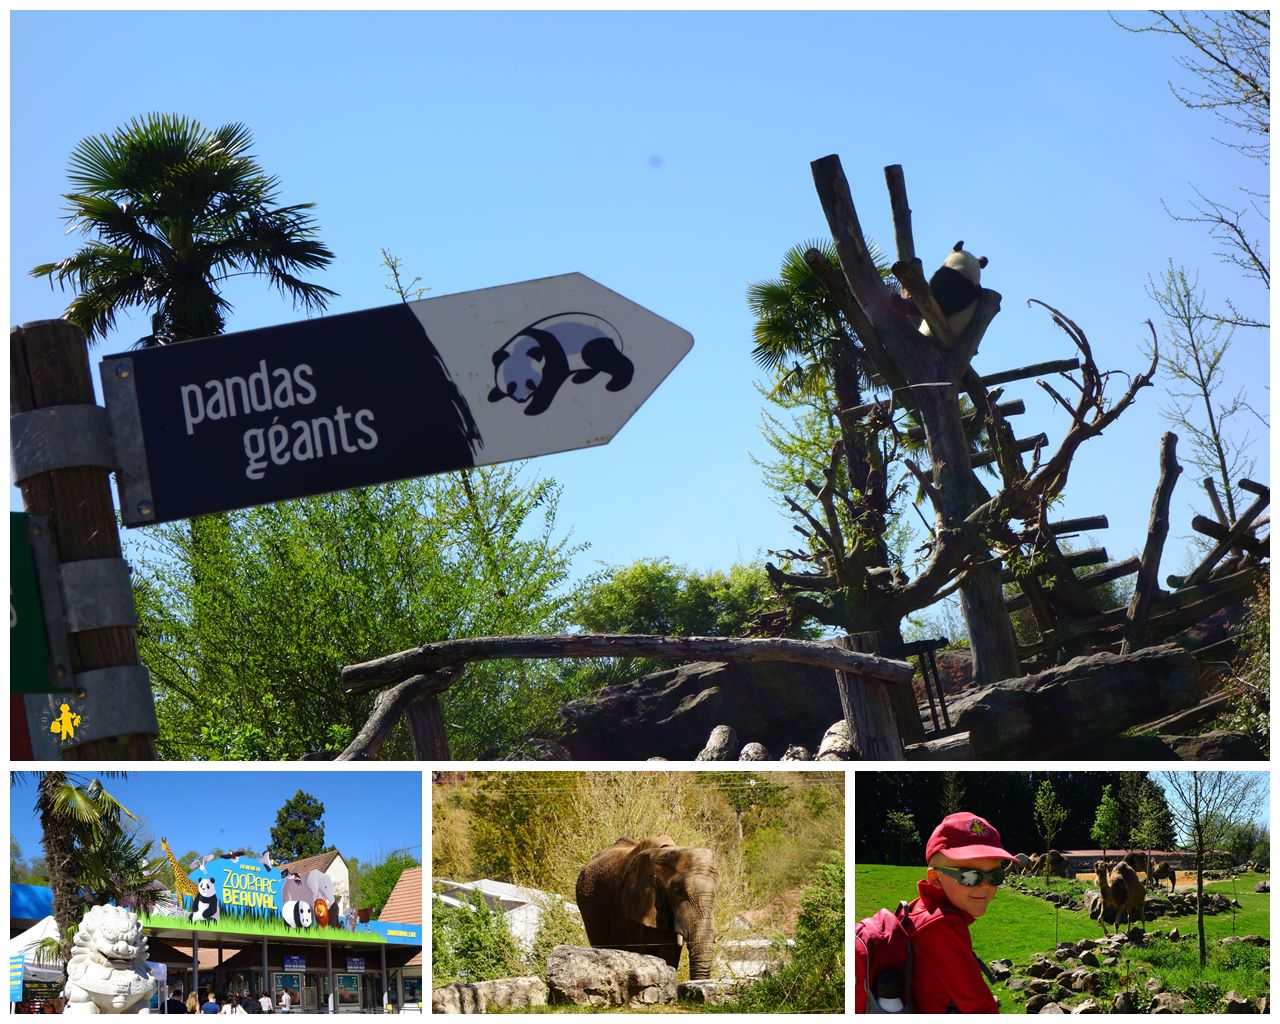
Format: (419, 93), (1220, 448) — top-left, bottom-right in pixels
(907, 811), (1015, 1013)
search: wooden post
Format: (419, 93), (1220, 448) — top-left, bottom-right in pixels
(10, 319), (155, 760)
(1122, 433), (1181, 654)
(838, 633), (906, 760)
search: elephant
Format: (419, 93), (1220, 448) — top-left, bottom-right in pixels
(575, 836), (718, 980)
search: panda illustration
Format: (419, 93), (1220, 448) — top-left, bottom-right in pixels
(919, 241), (988, 337)
(192, 876), (220, 923)
(488, 313), (633, 416)
(283, 900), (313, 929)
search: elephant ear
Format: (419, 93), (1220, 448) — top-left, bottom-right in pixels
(620, 849), (674, 932)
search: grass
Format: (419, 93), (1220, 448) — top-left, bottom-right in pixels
(857, 865), (1270, 1013)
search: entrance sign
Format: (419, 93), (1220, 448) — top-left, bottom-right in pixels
(101, 274), (693, 526)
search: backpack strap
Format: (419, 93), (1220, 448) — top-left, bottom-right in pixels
(973, 950), (997, 985)
(897, 901), (916, 1013)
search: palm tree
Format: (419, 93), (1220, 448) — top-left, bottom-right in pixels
(14, 772), (136, 972)
(31, 113), (336, 346)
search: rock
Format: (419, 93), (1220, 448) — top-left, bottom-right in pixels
(545, 945), (676, 1007)
(1168, 927), (1180, 942)
(431, 978), (548, 1013)
(739, 742), (771, 761)
(1039, 1002), (1066, 1014)
(696, 725), (739, 761)
(948, 645), (1200, 758)
(1111, 991), (1136, 1013)
(1026, 993), (1054, 1013)
(1079, 950), (1100, 967)
(678, 979), (753, 1005)
(1151, 991), (1187, 1013)
(716, 937), (787, 979)
(780, 745), (811, 761)
(1220, 935), (1268, 947)
(1101, 957), (1118, 967)
(815, 720), (854, 760)
(989, 961), (1012, 981)
(1223, 990), (1257, 1013)
(552, 660), (847, 760)
(1255, 881), (1269, 893)
(1071, 998), (1101, 1014)
(1055, 942), (1080, 958)
(646, 756), (668, 761)
(1006, 978), (1028, 991)
(1145, 977), (1166, 995)
(1028, 980), (1054, 995)
(1027, 959), (1062, 980)
(1167, 731), (1266, 760)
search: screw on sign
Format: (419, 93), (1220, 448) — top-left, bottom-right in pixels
(101, 273), (693, 526)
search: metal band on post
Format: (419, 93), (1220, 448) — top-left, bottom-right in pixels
(59, 558), (139, 632)
(10, 404), (116, 480)
(24, 665), (158, 759)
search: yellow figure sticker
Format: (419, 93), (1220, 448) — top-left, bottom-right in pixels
(50, 703), (81, 741)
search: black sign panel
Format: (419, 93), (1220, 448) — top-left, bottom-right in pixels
(103, 304), (481, 524)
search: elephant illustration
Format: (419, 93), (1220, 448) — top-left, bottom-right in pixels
(575, 836), (718, 980)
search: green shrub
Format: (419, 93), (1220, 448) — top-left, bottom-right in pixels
(1224, 571), (1269, 757)
(719, 852), (845, 1013)
(431, 889), (525, 986)
(528, 895), (588, 976)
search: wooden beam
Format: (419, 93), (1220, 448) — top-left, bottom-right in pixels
(979, 357), (1080, 388)
(1122, 432), (1181, 655)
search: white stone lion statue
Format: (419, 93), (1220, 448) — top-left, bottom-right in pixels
(63, 904), (155, 1014)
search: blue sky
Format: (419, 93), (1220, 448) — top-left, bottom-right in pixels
(10, 10), (1269, 593)
(9, 770), (423, 868)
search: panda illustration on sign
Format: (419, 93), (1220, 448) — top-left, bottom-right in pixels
(192, 876), (220, 923)
(919, 241), (989, 337)
(283, 900), (313, 929)
(488, 313), (634, 416)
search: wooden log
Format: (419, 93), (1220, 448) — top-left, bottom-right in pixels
(337, 671), (454, 760)
(904, 400), (1025, 442)
(1122, 433), (1182, 655)
(972, 432), (1049, 469)
(1004, 558), (1139, 612)
(979, 357), (1080, 388)
(342, 632), (916, 696)
(1001, 546), (1108, 584)
(1041, 515), (1109, 537)
(1191, 515), (1269, 556)
(11, 320), (154, 760)
(1181, 487), (1270, 588)
(1239, 478), (1268, 497)
(905, 732), (973, 760)
(1203, 477), (1229, 525)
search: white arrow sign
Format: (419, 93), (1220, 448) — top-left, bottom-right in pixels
(100, 273), (693, 526)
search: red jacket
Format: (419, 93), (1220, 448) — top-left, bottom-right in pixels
(906, 880), (999, 1014)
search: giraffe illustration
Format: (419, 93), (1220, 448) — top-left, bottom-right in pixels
(160, 837), (200, 909)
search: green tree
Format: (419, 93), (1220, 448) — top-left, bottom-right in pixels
(360, 851), (420, 918)
(885, 810), (920, 866)
(137, 470), (583, 761)
(31, 113), (335, 346)
(1091, 784), (1121, 861)
(270, 790), (326, 863)
(13, 772), (136, 971)
(1161, 771), (1266, 966)
(431, 888), (525, 985)
(1033, 779), (1068, 884)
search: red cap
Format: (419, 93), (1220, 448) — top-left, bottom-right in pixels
(926, 812), (1015, 862)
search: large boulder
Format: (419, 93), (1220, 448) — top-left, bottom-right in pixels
(549, 660), (843, 760)
(678, 979), (754, 1004)
(431, 977), (548, 1014)
(948, 645), (1199, 758)
(546, 945), (676, 1008)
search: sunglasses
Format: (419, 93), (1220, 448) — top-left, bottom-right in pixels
(933, 865), (1005, 887)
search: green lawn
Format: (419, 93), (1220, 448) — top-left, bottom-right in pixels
(855, 866), (1269, 964)
(857, 865), (1270, 1013)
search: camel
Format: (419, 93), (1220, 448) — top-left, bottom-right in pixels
(1028, 850), (1070, 878)
(1120, 850), (1149, 874)
(1095, 859), (1145, 935)
(1149, 861), (1177, 893)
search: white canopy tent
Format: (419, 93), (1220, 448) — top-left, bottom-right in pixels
(9, 915), (63, 1003)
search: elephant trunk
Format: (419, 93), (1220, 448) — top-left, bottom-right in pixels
(681, 896), (717, 980)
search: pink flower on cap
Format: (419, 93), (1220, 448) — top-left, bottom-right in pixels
(926, 812), (1016, 862)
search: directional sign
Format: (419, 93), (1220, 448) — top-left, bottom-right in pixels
(100, 273), (693, 526)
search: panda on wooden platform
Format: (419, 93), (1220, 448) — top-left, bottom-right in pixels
(919, 241), (988, 337)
